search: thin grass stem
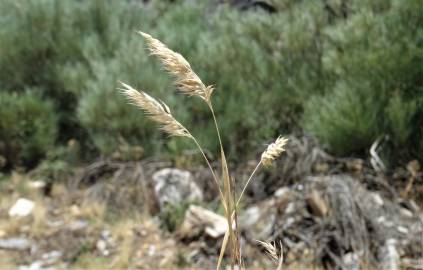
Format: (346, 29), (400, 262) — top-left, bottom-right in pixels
(208, 102), (224, 155)
(236, 161), (262, 208)
(191, 136), (227, 210)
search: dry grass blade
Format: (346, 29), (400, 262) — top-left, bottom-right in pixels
(138, 31), (214, 102)
(221, 151), (240, 268)
(217, 228), (230, 270)
(261, 136), (288, 166)
(119, 82), (191, 138)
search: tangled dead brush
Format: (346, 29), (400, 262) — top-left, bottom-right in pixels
(120, 31), (287, 269)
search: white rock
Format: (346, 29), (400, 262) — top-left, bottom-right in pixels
(148, 245), (156, 256)
(240, 205), (261, 226)
(179, 205), (227, 238)
(42, 250), (62, 265)
(342, 252), (360, 270)
(378, 239), (399, 270)
(96, 239), (109, 256)
(152, 168), (203, 208)
(28, 180), (46, 189)
(68, 220), (88, 231)
(376, 216), (386, 223)
(9, 198), (35, 217)
(397, 226), (408, 234)
(399, 207), (413, 218)
(285, 202), (296, 214)
(42, 250), (62, 260)
(100, 230), (111, 240)
(274, 187), (290, 198)
(18, 261), (56, 270)
(0, 237), (31, 250)
(239, 199), (276, 239)
(46, 220), (64, 228)
(371, 193), (384, 206)
(18, 261), (42, 270)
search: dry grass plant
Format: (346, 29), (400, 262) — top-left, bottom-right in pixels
(120, 32), (288, 269)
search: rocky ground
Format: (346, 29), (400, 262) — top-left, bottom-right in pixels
(0, 173), (191, 269)
(0, 136), (422, 270)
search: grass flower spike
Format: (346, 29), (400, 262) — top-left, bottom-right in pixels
(119, 82), (191, 138)
(138, 31), (214, 102)
(261, 136), (288, 166)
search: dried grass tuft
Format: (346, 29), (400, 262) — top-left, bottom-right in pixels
(119, 82), (191, 138)
(138, 31), (214, 102)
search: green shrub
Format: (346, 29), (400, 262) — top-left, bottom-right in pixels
(0, 91), (57, 169)
(0, 0), (149, 93)
(386, 95), (417, 145)
(158, 201), (192, 232)
(303, 0), (423, 161)
(0, 1), (153, 135)
(0, 0), (158, 161)
(76, 37), (170, 156)
(303, 81), (381, 155)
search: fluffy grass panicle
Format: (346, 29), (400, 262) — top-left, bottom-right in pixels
(261, 136), (288, 167)
(119, 82), (191, 138)
(138, 31), (214, 103)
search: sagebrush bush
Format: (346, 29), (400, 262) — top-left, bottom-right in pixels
(0, 91), (57, 169)
(0, 0), (159, 161)
(76, 46), (169, 155)
(0, 0), (147, 92)
(303, 81), (381, 155)
(303, 0), (423, 161)
(386, 95), (417, 145)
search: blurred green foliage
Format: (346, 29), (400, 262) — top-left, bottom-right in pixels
(0, 0), (421, 170)
(303, 0), (423, 159)
(158, 201), (192, 232)
(0, 91), (57, 168)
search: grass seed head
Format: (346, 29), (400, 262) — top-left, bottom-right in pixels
(138, 31), (213, 102)
(261, 136), (288, 166)
(256, 240), (280, 262)
(120, 82), (191, 138)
